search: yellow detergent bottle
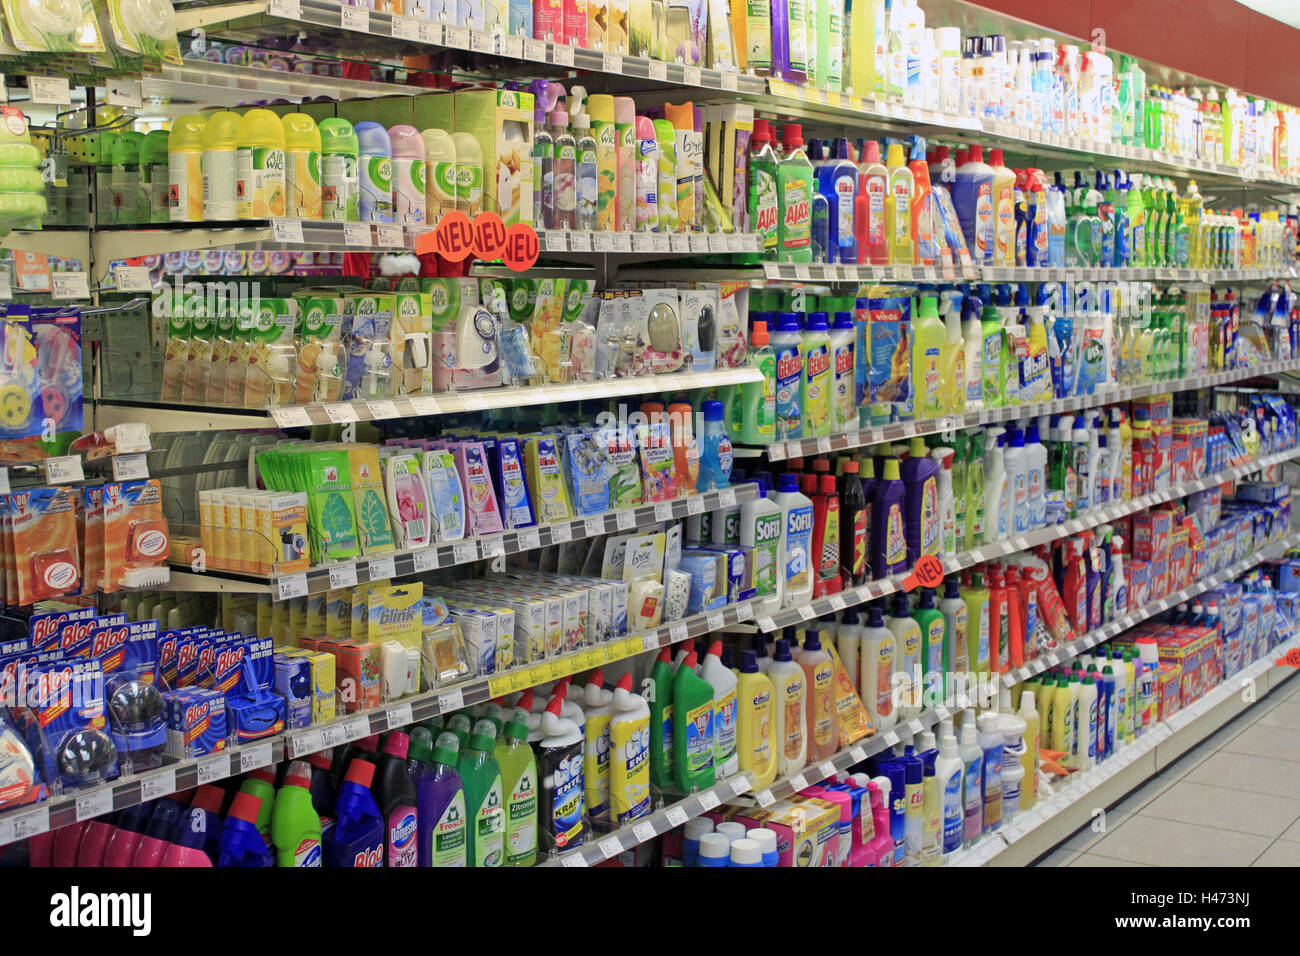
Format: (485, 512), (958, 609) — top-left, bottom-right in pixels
(735, 647), (777, 787)
(911, 293), (945, 420)
(236, 109), (286, 219)
(167, 113), (206, 222)
(281, 113), (321, 220)
(202, 110), (241, 221)
(885, 142), (915, 265)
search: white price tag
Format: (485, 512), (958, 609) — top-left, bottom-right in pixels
(44, 455), (84, 484)
(599, 835), (623, 859)
(682, 66), (701, 86)
(343, 222), (372, 246)
(883, 731), (900, 746)
(0, 468), (11, 495)
(642, 634), (660, 652)
(271, 406), (312, 428)
(720, 71), (738, 91)
(664, 805), (689, 827)
(828, 594), (847, 611)
(632, 821), (656, 843)
(276, 573), (308, 600)
(139, 769), (176, 801)
(50, 272), (89, 300)
(669, 621), (689, 643)
(736, 604), (754, 622)
(849, 745), (867, 763)
(391, 15), (419, 40)
(113, 265), (152, 292)
(437, 688), (465, 713)
(654, 501), (674, 522)
(550, 523), (572, 544)
(818, 760), (837, 780)
(112, 453), (149, 481)
(816, 436), (832, 454)
(444, 24), (470, 48)
(522, 38), (546, 60)
(412, 547), (438, 573)
(240, 741), (273, 773)
(706, 611), (725, 632)
(798, 604), (815, 621)
(470, 30), (497, 54)
(649, 60), (668, 81)
(292, 728), (324, 756)
(479, 535), (505, 559)
(340, 5), (370, 31)
(452, 540), (477, 565)
(602, 53), (623, 73)
(616, 509), (637, 531)
(12, 806), (49, 839)
(568, 231), (592, 252)
(790, 773), (808, 791)
(417, 20), (442, 43)
(367, 555), (397, 581)
(375, 224), (403, 247)
(686, 496), (705, 515)
(268, 0), (301, 17)
(76, 788), (113, 821)
(584, 515), (606, 537)
(718, 487), (737, 508)
(29, 76), (71, 105)
(698, 790), (720, 811)
(907, 719), (924, 735)
(324, 403), (359, 424)
(754, 789), (776, 807)
(500, 34), (523, 57)
(319, 724), (344, 749)
(386, 702), (413, 729)
(730, 776), (750, 795)
(551, 43), (575, 66)
(561, 851), (588, 867)
(197, 753), (229, 785)
(516, 527), (541, 550)
(364, 399), (399, 421)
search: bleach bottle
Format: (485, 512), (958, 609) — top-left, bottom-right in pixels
(323, 758), (384, 867)
(417, 733), (468, 867)
(458, 719), (506, 867)
(217, 793), (274, 867)
(271, 761), (323, 867)
(374, 731), (419, 867)
(539, 696), (588, 854)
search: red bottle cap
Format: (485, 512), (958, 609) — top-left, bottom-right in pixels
(751, 320), (769, 347)
(587, 669), (605, 689)
(617, 673), (634, 691)
(683, 650), (698, 669)
(819, 474), (837, 494)
(190, 784), (225, 816)
(248, 767), (275, 785)
(345, 758), (376, 788)
(708, 640), (723, 658)
(306, 752), (332, 771)
(990, 147), (1005, 167)
(517, 689), (535, 710)
(783, 124), (804, 150)
(228, 792), (262, 825)
(657, 647), (672, 664)
(546, 696), (564, 716)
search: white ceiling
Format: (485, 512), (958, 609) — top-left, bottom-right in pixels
(1235, 0), (1300, 29)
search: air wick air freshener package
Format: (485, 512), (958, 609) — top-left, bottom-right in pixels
(344, 293), (395, 400)
(11, 487), (80, 605)
(0, 0), (104, 52)
(294, 294), (346, 403)
(101, 0), (183, 63)
(244, 297), (298, 409)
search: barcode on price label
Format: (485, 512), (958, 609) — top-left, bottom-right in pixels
(140, 769), (177, 801)
(632, 821), (656, 843)
(329, 564), (358, 589)
(76, 789), (113, 821)
(754, 789), (776, 807)
(240, 741), (273, 772)
(197, 753), (230, 785)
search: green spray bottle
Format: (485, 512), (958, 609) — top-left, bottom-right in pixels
(980, 305), (1007, 408)
(238, 767), (276, 847)
(270, 761), (323, 867)
(671, 648), (716, 791)
(648, 647), (676, 788)
(494, 707), (539, 867)
(457, 719), (505, 866)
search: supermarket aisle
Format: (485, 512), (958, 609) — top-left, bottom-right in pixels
(1035, 673), (1300, 867)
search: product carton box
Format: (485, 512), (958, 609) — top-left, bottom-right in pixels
(446, 88), (535, 226)
(1157, 661), (1182, 720)
(736, 796), (840, 867)
(1132, 511), (1172, 562)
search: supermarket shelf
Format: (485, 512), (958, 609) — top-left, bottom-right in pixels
(753, 443), (1300, 634)
(176, 483), (757, 598)
(766, 359), (1300, 460)
(142, 59), (409, 107)
(543, 528), (1300, 867)
(538, 229), (759, 256)
(175, 0), (767, 97)
(0, 592), (761, 843)
(956, 629), (1300, 867)
(93, 365), (763, 433)
(760, 261), (1292, 286)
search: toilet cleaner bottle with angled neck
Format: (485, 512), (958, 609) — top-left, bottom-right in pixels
(457, 720), (506, 866)
(672, 649), (717, 790)
(539, 697), (587, 854)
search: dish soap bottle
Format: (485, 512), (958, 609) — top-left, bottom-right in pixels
(777, 124), (814, 262)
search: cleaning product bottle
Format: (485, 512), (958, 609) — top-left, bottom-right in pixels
(354, 121), (394, 222)
(961, 295), (985, 411)
(798, 629), (837, 761)
(772, 312), (805, 440)
(839, 460), (868, 587)
(819, 138), (859, 263)
(983, 432), (1009, 543)
(773, 472), (814, 607)
(1003, 425), (1029, 534)
(872, 458), (908, 577)
(935, 733), (964, 859)
(953, 145), (994, 262)
(988, 148), (1017, 265)
(939, 577), (969, 678)
(740, 320), (776, 445)
(957, 715), (983, 846)
(890, 591), (923, 719)
(648, 647), (676, 788)
(160, 802), (214, 867)
(238, 768), (276, 846)
(811, 472), (842, 596)
(857, 140), (889, 265)
(932, 448), (956, 557)
(281, 113), (322, 221)
(323, 758), (384, 867)
(320, 117), (359, 221)
(417, 732), (468, 867)
(802, 312), (833, 438)
(671, 648), (716, 790)
(374, 732), (419, 867)
(830, 311), (857, 432)
(581, 672), (614, 828)
(201, 111), (241, 221)
(495, 710), (539, 865)
(901, 435), (940, 563)
(768, 637), (808, 776)
(271, 762), (323, 867)
(701, 641), (740, 778)
(976, 711), (1004, 833)
(388, 124), (426, 225)
(836, 606), (863, 692)
(741, 476), (784, 612)
(939, 292), (967, 414)
(963, 569), (992, 676)
(911, 295), (945, 420)
(181, 786), (226, 865)
(608, 674), (651, 823)
(217, 793), (275, 867)
(458, 719), (506, 866)
(885, 141), (915, 264)
(1016, 692), (1039, 810)
(913, 587), (947, 709)
(859, 603), (897, 732)
(901, 744), (924, 865)
(538, 697), (587, 853)
(167, 113), (206, 222)
(777, 124), (815, 262)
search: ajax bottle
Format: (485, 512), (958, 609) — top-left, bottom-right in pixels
(417, 732), (468, 867)
(777, 124), (815, 262)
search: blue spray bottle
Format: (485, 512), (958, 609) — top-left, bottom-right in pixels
(874, 754), (907, 865)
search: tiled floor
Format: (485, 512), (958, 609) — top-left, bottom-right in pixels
(1034, 673), (1300, 867)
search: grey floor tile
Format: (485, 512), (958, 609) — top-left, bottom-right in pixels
(1090, 815), (1271, 867)
(1064, 808), (1134, 852)
(1033, 845), (1080, 867)
(1114, 774), (1175, 814)
(1258, 699), (1300, 730)
(1282, 817), (1300, 842)
(1069, 852), (1152, 867)
(1224, 722), (1300, 763)
(1185, 750), (1300, 798)
(1252, 840), (1300, 867)
(1141, 781), (1300, 838)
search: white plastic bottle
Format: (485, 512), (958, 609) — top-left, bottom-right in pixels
(939, 579), (969, 678)
(836, 608), (863, 695)
(608, 674), (651, 824)
(983, 431), (1010, 544)
(860, 603), (898, 732)
(935, 732), (965, 859)
(1090, 418), (1108, 508)
(1109, 534), (1129, 619)
(1071, 420), (1091, 513)
(958, 714), (984, 847)
(700, 640), (740, 778)
(999, 710), (1026, 824)
(772, 472), (815, 608)
(1026, 420), (1047, 529)
(1003, 425), (1029, 535)
(1077, 676), (1098, 771)
(889, 592), (923, 721)
(582, 673), (615, 826)
(976, 710), (1004, 832)
(768, 638), (808, 777)
(932, 447), (957, 557)
(1107, 411), (1125, 504)
(962, 297), (984, 410)
(740, 478), (785, 614)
